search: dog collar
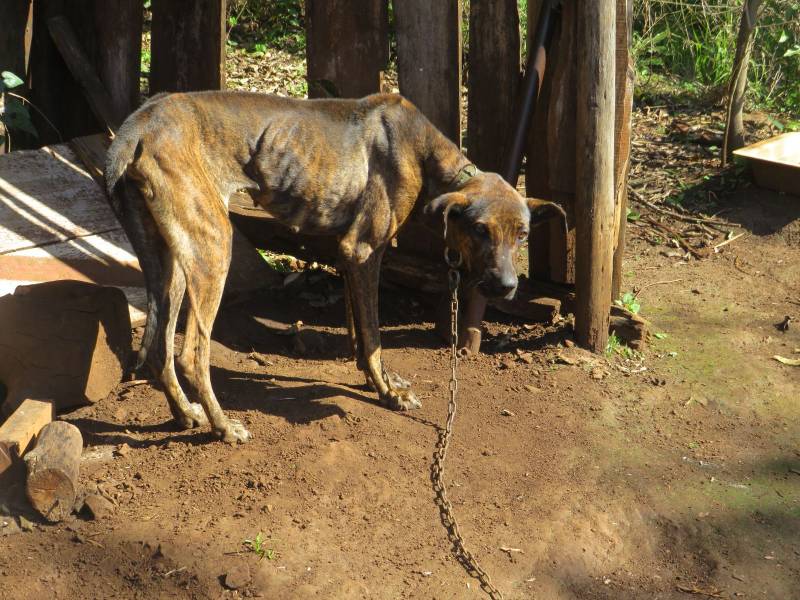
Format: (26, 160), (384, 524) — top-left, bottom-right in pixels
(450, 163), (478, 188)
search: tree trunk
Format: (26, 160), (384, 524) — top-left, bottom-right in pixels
(721, 0), (764, 166)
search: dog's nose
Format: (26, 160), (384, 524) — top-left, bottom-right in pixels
(496, 277), (517, 298)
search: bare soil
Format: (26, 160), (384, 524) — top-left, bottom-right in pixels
(2, 105), (799, 599)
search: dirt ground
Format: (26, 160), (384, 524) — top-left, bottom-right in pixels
(2, 106), (799, 599)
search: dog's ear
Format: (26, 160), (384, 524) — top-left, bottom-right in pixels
(425, 192), (469, 226)
(527, 198), (568, 233)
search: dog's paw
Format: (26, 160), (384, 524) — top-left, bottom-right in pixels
(383, 388), (422, 411)
(216, 419), (251, 444)
(174, 403), (209, 429)
(384, 370), (412, 390)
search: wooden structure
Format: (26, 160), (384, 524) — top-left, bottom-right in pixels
(0, 0), (635, 354)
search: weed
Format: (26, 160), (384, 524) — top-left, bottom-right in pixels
(243, 532), (276, 561)
(615, 291), (641, 315)
(257, 249), (296, 273)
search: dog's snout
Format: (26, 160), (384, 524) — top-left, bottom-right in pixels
(479, 270), (518, 299)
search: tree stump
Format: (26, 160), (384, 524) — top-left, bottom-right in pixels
(24, 421), (83, 523)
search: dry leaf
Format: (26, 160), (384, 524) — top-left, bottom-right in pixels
(773, 355), (800, 366)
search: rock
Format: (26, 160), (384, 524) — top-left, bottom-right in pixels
(517, 352), (534, 364)
(224, 564), (251, 590)
(114, 443), (131, 457)
(0, 516), (21, 536)
(18, 515), (35, 532)
(83, 494), (114, 520)
(590, 367), (608, 380)
(523, 384), (540, 393)
(563, 339), (575, 348)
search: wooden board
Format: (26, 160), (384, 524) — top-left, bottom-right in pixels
(467, 0), (520, 172)
(0, 141), (277, 327)
(306, 0), (389, 98)
(394, 0), (462, 144)
(150, 0), (226, 93)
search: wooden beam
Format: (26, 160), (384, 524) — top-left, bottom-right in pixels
(305, 0), (388, 98)
(150, 0), (226, 93)
(394, 0), (462, 144)
(0, 399), (54, 475)
(47, 16), (120, 132)
(611, 0), (634, 300)
(467, 0), (520, 172)
(574, 1), (616, 352)
(0, 0), (32, 82)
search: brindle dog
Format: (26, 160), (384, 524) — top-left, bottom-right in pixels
(105, 91), (565, 443)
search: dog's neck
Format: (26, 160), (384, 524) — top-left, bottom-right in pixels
(423, 127), (477, 196)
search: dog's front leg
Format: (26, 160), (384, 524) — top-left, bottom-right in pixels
(342, 254), (420, 411)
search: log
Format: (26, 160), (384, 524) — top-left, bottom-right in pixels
(47, 16), (121, 132)
(467, 0), (520, 172)
(305, 0), (389, 98)
(0, 399), (54, 475)
(24, 421), (83, 522)
(150, 0), (226, 93)
(574, 1), (616, 352)
(394, 0), (462, 144)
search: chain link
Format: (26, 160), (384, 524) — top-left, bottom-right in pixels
(431, 250), (504, 600)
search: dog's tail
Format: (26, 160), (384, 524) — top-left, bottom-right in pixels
(104, 125), (162, 373)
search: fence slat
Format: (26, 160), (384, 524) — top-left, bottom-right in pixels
(467, 0), (520, 172)
(305, 0), (388, 99)
(394, 0), (462, 144)
(93, 0), (142, 120)
(150, 0), (226, 93)
(0, 0), (31, 79)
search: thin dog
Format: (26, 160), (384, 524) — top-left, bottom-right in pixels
(105, 92), (565, 443)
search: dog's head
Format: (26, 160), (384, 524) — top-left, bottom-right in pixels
(425, 172), (566, 299)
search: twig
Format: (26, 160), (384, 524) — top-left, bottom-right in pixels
(119, 379), (151, 388)
(713, 232), (747, 253)
(630, 188), (738, 228)
(6, 91), (63, 142)
(632, 278), (684, 300)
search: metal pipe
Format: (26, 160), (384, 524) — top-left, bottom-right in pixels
(501, 0), (560, 186)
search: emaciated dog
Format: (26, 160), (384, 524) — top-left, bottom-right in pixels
(105, 92), (565, 443)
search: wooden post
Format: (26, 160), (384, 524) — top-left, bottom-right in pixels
(0, 0), (32, 79)
(467, 0), (520, 172)
(574, 1), (616, 352)
(394, 0), (462, 144)
(150, 0), (226, 93)
(611, 0), (634, 300)
(24, 421), (83, 522)
(92, 0), (142, 120)
(305, 0), (388, 99)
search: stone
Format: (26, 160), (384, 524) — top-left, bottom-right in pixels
(83, 493), (114, 520)
(224, 564), (252, 590)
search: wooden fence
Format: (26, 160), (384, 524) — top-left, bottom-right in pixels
(0, 0), (635, 353)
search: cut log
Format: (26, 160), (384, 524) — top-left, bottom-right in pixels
(24, 421), (83, 522)
(0, 281), (131, 417)
(0, 399), (54, 475)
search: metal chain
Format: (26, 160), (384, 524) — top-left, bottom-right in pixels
(430, 249), (504, 600)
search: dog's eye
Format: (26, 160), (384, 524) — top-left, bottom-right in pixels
(474, 223), (489, 237)
(517, 230), (528, 242)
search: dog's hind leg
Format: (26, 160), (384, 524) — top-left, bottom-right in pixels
(156, 256), (208, 429)
(180, 223), (251, 444)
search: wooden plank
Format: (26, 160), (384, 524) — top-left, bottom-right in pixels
(0, 399), (54, 475)
(394, 0), (462, 144)
(611, 0), (634, 300)
(467, 0), (520, 172)
(574, 1), (616, 352)
(47, 16), (120, 132)
(150, 0), (226, 93)
(69, 133), (111, 187)
(91, 0), (142, 121)
(0, 0), (32, 85)
(305, 0), (389, 99)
